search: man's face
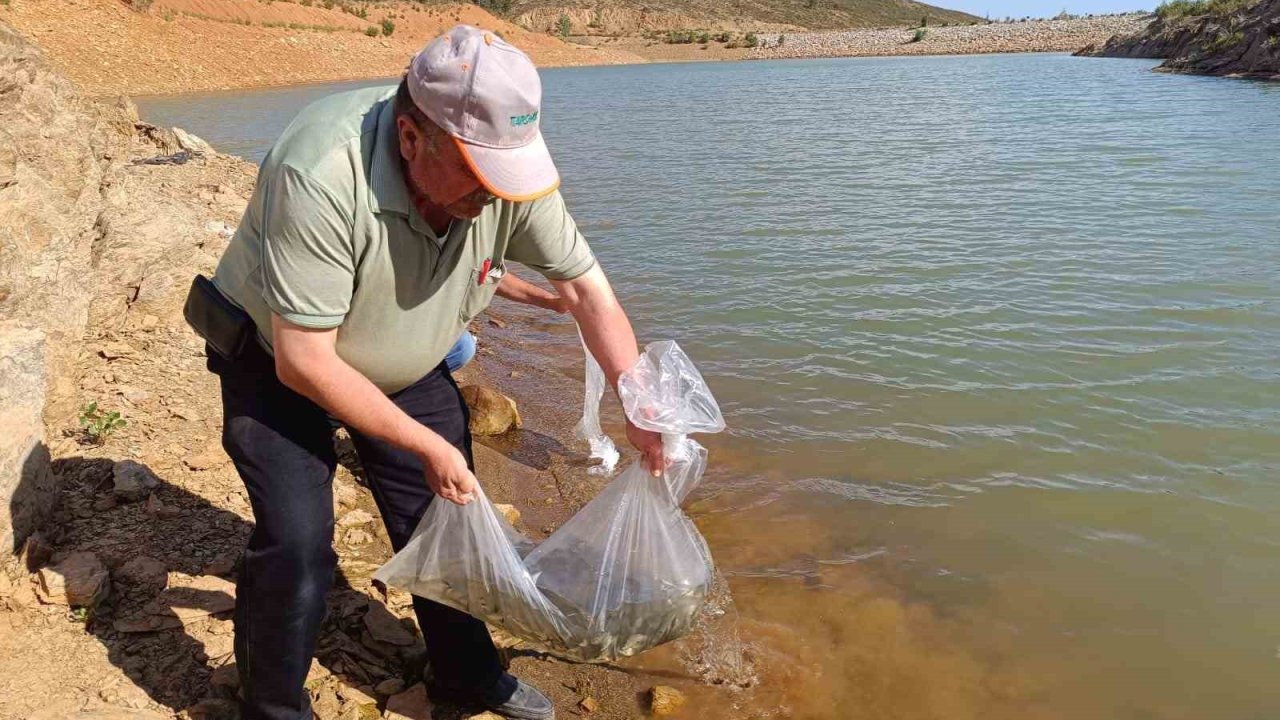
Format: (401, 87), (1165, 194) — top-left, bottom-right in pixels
(397, 114), (496, 220)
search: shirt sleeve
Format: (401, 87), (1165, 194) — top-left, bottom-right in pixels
(258, 164), (355, 328)
(506, 190), (598, 281)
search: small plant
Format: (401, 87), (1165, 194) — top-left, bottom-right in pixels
(921, 13), (928, 27)
(129, 0), (152, 12)
(364, 25), (379, 36)
(698, 31), (710, 44)
(473, 0), (512, 14)
(557, 12), (571, 37)
(79, 402), (127, 445)
(588, 10), (602, 28)
(714, 31), (731, 43)
(744, 31), (758, 48)
(777, 33), (785, 47)
(160, 8), (175, 20)
(1266, 35), (1278, 49)
(911, 28), (927, 42)
(380, 17), (394, 35)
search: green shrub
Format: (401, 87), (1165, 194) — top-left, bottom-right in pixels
(911, 28), (927, 42)
(714, 31), (731, 43)
(473, 0), (513, 14)
(381, 17), (394, 35)
(744, 31), (758, 48)
(698, 31), (710, 43)
(665, 29), (698, 44)
(129, 0), (152, 12)
(777, 33), (785, 47)
(557, 12), (571, 37)
(365, 25), (379, 36)
(1156, 0), (1248, 19)
(79, 402), (127, 445)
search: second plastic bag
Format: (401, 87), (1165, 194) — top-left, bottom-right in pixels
(374, 339), (725, 663)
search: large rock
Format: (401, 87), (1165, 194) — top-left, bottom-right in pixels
(460, 386), (522, 436)
(0, 323), (56, 553)
(1078, 0), (1280, 79)
(36, 551), (110, 607)
(0, 25), (128, 424)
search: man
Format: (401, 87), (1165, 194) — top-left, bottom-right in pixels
(205, 26), (663, 720)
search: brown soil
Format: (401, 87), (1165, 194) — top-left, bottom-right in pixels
(0, 0), (643, 96)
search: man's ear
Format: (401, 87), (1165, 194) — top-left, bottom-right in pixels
(396, 115), (420, 163)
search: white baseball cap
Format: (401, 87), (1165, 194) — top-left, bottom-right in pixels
(407, 25), (559, 202)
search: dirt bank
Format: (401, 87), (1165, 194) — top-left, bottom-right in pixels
(749, 14), (1152, 61)
(0, 0), (643, 97)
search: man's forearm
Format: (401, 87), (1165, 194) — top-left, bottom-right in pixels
(553, 265), (641, 390)
(495, 271), (563, 311)
(271, 318), (453, 462)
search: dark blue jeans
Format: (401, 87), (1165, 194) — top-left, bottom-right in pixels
(209, 339), (503, 720)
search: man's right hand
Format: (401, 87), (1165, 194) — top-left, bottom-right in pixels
(419, 443), (479, 505)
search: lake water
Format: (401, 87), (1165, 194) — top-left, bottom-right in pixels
(137, 53), (1280, 719)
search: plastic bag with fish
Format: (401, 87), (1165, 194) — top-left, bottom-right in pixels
(374, 339), (725, 663)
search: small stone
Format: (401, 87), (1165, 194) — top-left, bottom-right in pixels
(488, 316), (507, 329)
(362, 607), (417, 646)
(311, 684), (342, 718)
(36, 552), (110, 607)
(509, 370), (521, 378)
(119, 386), (151, 404)
(304, 657), (332, 690)
(650, 686), (686, 716)
(115, 556), (168, 593)
(141, 314), (160, 329)
(184, 450), (226, 471)
(100, 341), (136, 359)
(466, 713), (504, 720)
(18, 532), (53, 571)
(211, 662), (240, 690)
(145, 492), (183, 519)
(170, 406), (198, 421)
(385, 683), (434, 720)
(203, 554), (238, 577)
(492, 503), (521, 526)
(181, 698), (239, 720)
(337, 684), (379, 718)
(338, 509), (374, 527)
(113, 460), (159, 502)
(374, 678), (406, 696)
(92, 495), (117, 512)
(459, 386), (522, 436)
(578, 696), (599, 713)
(343, 528), (372, 546)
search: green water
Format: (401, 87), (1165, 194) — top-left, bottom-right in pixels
(138, 53), (1280, 718)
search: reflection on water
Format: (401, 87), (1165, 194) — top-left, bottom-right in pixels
(139, 53), (1280, 718)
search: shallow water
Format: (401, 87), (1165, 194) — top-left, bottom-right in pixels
(139, 53), (1280, 718)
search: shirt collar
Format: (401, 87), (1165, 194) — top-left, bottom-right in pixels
(368, 98), (432, 235)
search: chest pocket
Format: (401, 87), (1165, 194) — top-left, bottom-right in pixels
(459, 261), (504, 323)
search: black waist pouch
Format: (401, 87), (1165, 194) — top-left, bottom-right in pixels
(184, 275), (253, 360)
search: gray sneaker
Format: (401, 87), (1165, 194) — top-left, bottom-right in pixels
(476, 674), (555, 720)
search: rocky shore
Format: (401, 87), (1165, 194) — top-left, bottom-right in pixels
(750, 14), (1151, 60)
(0, 21), (724, 720)
(1077, 0), (1280, 79)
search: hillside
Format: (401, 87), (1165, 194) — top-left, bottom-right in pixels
(0, 0), (641, 96)
(1077, 0), (1280, 79)
(506, 0), (984, 35)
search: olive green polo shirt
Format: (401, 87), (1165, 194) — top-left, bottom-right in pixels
(213, 86), (596, 393)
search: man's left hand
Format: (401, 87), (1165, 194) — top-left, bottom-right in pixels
(626, 420), (666, 477)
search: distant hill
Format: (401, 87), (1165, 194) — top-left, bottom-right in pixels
(499, 0), (984, 35)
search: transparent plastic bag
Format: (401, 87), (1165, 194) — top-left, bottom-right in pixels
(374, 339), (724, 663)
